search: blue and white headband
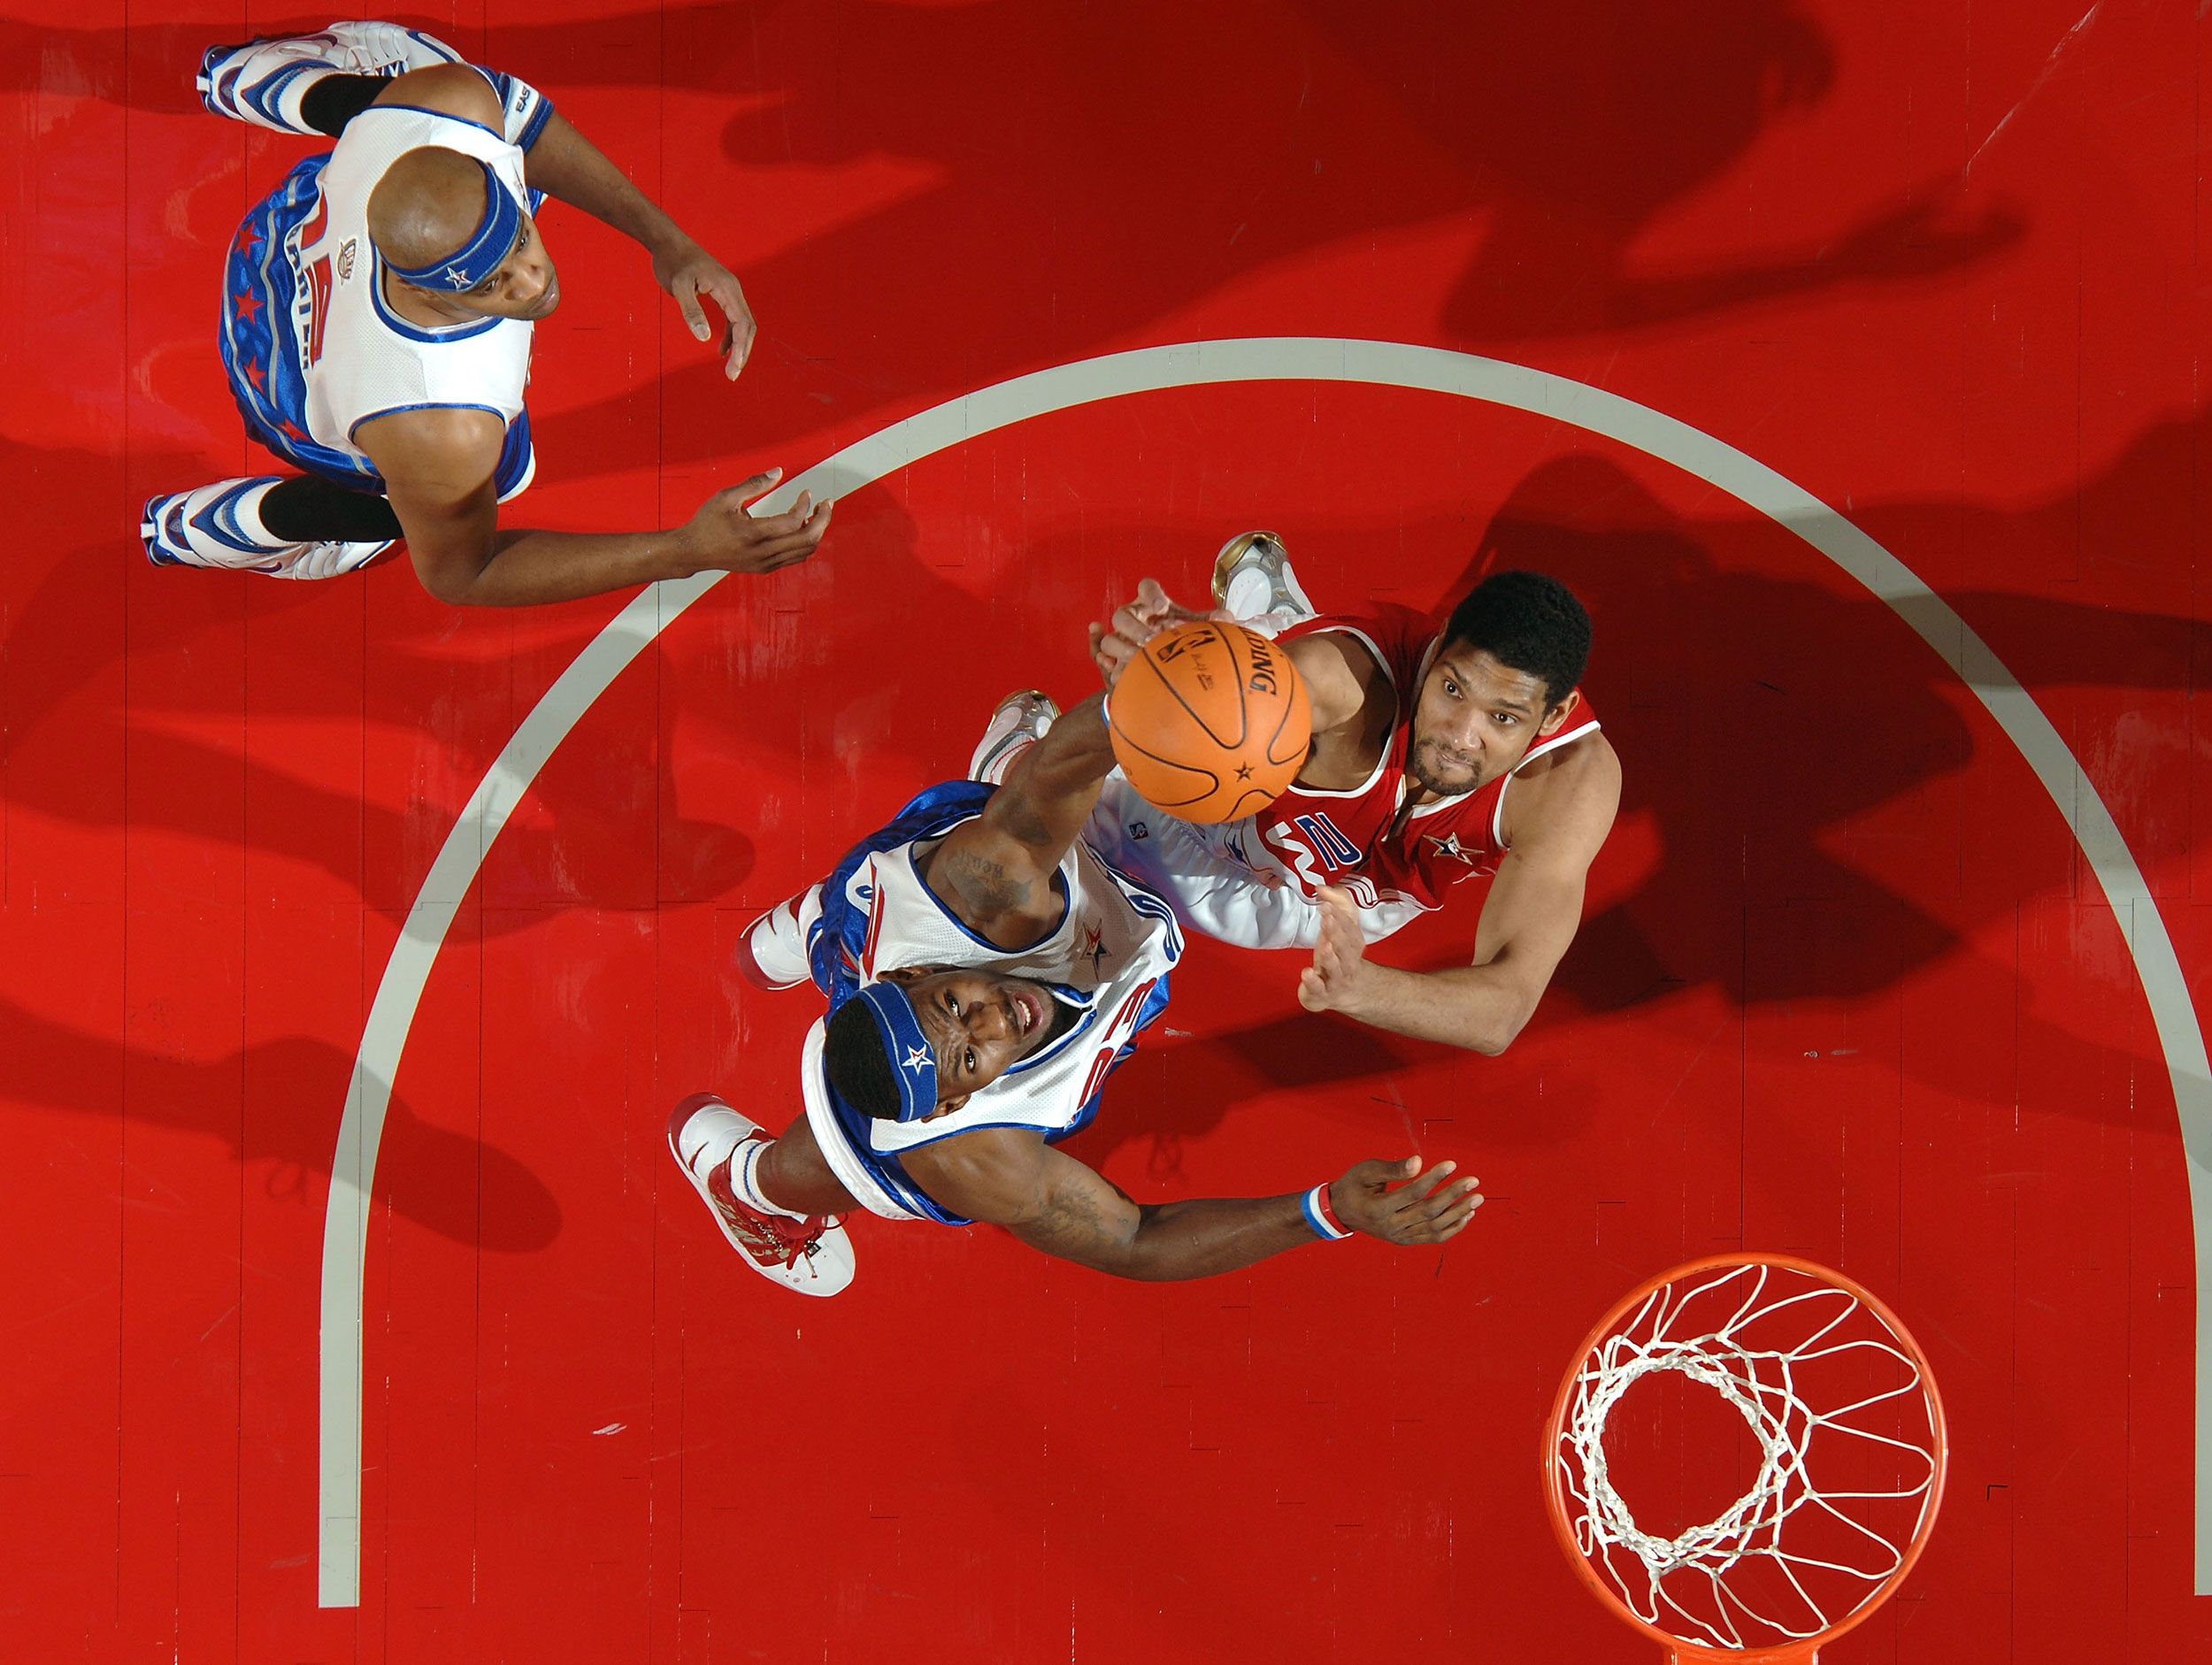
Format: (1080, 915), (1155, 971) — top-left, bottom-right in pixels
(851, 980), (940, 1123)
(387, 157), (524, 292)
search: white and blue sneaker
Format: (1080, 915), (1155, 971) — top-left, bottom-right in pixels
(1210, 529), (1315, 637)
(197, 20), (462, 134)
(969, 689), (1058, 785)
(141, 480), (392, 579)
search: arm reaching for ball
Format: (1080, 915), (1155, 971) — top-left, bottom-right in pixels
(918, 694), (1118, 950)
(1089, 577), (1367, 731)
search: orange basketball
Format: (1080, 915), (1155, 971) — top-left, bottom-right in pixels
(1107, 620), (1312, 824)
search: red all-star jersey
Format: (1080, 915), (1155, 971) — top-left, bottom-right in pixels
(1213, 602), (1601, 927)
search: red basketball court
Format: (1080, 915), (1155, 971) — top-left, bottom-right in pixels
(3, 2), (2207, 1660)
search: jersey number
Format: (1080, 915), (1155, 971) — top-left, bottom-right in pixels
(1074, 977), (1161, 1109)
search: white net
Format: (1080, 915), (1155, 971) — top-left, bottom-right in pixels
(1553, 1260), (1942, 1653)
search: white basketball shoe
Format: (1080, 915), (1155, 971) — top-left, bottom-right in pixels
(1210, 530), (1316, 637)
(141, 480), (393, 579)
(198, 20), (464, 134)
(666, 1094), (854, 1298)
(735, 888), (818, 992)
(969, 690), (1059, 785)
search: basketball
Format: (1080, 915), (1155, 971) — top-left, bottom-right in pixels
(1107, 620), (1312, 824)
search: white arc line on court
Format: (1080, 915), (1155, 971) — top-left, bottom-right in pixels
(319, 338), (2212, 1606)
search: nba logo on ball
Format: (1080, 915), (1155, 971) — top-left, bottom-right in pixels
(1109, 620), (1312, 824)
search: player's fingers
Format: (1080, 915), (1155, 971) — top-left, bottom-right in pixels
(1296, 970), (1328, 1011)
(1135, 577), (1171, 614)
(1429, 1198), (1484, 1241)
(677, 279), (711, 343)
(1393, 1159), (1459, 1209)
(749, 490), (814, 533)
(1110, 602), (1158, 643)
(724, 468), (782, 506)
(755, 516), (831, 558)
(1418, 1176), (1481, 1221)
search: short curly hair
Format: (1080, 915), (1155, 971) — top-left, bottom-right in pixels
(1442, 571), (1592, 707)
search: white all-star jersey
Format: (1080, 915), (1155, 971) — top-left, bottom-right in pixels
(798, 781), (1183, 1225)
(224, 88), (544, 496)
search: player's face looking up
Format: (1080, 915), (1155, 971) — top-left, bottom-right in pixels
(898, 966), (1064, 1107)
(1407, 646), (1574, 798)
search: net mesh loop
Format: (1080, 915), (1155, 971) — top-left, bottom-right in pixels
(1554, 1261), (1942, 1653)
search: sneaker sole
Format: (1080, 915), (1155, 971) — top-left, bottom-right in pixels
(1211, 529), (1286, 610)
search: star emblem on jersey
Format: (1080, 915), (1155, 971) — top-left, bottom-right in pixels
(1080, 920), (1107, 973)
(1426, 832), (1477, 866)
(902, 1045), (932, 1074)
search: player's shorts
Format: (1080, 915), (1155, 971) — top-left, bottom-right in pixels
(1082, 775), (1326, 953)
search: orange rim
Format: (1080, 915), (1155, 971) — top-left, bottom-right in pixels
(1540, 1253), (1950, 1662)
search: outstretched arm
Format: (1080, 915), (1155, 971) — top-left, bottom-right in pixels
(1299, 742), (1620, 1052)
(906, 1131), (1484, 1282)
(371, 64), (757, 373)
(360, 411), (827, 606)
(922, 694), (1117, 947)
(522, 111), (757, 377)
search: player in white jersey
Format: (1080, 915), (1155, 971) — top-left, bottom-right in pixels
(666, 691), (1486, 1296)
(142, 21), (830, 600)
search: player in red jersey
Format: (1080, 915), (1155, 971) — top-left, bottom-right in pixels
(1087, 538), (1620, 1055)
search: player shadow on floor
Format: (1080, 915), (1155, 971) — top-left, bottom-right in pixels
(13, 0), (2021, 438)
(3, 443), (759, 930)
(980, 418), (2198, 1136)
(630, 0), (2021, 465)
(0, 995), (562, 1250)
(1415, 449), (2189, 1102)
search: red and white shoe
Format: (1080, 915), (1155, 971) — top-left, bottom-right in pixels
(735, 894), (812, 991)
(666, 1094), (854, 1296)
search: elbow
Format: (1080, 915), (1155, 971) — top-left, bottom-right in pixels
(1465, 1009), (1532, 1057)
(414, 551), (487, 608)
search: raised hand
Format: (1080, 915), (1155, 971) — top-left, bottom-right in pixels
(654, 236), (757, 380)
(1329, 1155), (1485, 1246)
(1086, 577), (1224, 687)
(1296, 885), (1370, 1014)
(680, 469), (832, 577)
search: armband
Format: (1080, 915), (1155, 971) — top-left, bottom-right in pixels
(1302, 1182), (1352, 1241)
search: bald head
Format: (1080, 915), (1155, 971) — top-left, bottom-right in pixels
(366, 145), (495, 273)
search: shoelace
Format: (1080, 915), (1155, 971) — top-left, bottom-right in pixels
(709, 1161), (828, 1271)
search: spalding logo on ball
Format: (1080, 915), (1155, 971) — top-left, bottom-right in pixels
(1107, 620), (1313, 824)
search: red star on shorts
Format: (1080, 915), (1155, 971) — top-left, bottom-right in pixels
(242, 360), (266, 395)
(231, 223), (264, 258)
(233, 288), (265, 326)
(277, 418), (308, 441)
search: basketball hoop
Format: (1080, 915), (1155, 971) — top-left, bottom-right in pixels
(1542, 1255), (1947, 1664)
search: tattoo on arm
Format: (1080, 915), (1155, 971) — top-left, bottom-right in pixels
(941, 847), (1033, 918)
